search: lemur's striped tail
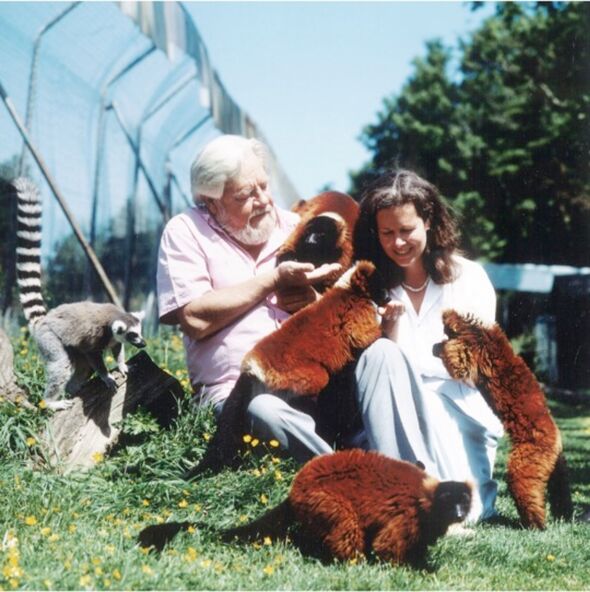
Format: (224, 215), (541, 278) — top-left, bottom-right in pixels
(14, 178), (47, 325)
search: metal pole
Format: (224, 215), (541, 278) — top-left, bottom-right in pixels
(0, 81), (122, 308)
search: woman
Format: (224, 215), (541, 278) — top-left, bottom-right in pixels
(353, 169), (504, 522)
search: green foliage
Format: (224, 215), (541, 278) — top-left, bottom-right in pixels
(351, 2), (590, 265)
(1, 330), (590, 589)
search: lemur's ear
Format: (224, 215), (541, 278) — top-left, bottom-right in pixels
(132, 310), (146, 321)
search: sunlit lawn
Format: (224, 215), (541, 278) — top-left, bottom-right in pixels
(1, 329), (589, 590)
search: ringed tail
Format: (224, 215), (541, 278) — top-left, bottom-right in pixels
(14, 178), (46, 325)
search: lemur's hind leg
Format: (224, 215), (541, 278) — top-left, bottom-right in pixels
(295, 489), (364, 561)
(65, 351), (93, 395)
(507, 443), (556, 529)
(34, 324), (75, 410)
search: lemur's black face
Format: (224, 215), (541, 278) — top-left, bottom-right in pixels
(366, 266), (390, 307)
(277, 216), (343, 268)
(432, 481), (472, 526)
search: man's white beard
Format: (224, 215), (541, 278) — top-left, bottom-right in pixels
(219, 207), (277, 246)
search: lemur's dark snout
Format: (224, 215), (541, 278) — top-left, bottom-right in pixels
(432, 342), (443, 358)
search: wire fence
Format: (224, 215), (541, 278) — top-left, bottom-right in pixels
(0, 1), (300, 330)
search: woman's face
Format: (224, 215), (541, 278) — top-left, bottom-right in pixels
(376, 203), (430, 271)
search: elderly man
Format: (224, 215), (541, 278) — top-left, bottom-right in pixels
(157, 135), (338, 460)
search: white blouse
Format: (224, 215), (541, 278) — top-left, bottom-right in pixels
(390, 255), (496, 383)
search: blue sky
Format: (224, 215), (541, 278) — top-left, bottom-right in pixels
(186, 1), (494, 200)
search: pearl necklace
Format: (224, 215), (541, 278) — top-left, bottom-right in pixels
(401, 277), (430, 293)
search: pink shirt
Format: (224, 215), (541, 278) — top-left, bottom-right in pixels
(157, 204), (299, 407)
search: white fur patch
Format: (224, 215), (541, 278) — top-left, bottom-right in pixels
(316, 212), (345, 223)
(16, 262), (42, 273)
(17, 277), (42, 288)
(19, 291), (43, 304)
(17, 203), (42, 215)
(334, 264), (357, 289)
(16, 247), (41, 257)
(241, 357), (267, 383)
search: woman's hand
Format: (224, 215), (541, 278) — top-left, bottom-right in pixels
(378, 299), (406, 340)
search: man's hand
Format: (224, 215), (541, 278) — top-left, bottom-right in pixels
(274, 261), (342, 313)
(274, 261), (342, 290)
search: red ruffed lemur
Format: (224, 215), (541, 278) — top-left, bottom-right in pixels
(183, 259), (389, 478)
(140, 449), (472, 568)
(433, 309), (573, 529)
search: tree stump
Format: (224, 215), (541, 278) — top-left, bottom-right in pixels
(0, 327), (35, 410)
(43, 350), (183, 473)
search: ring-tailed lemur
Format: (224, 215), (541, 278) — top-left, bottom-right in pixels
(14, 177), (146, 410)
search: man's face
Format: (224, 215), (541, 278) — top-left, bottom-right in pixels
(207, 152), (277, 246)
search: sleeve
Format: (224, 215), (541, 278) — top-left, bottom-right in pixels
(156, 215), (212, 320)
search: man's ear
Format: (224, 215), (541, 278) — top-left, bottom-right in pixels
(204, 198), (218, 216)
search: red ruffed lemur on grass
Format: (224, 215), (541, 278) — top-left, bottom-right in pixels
(433, 309), (573, 529)
(140, 449), (472, 568)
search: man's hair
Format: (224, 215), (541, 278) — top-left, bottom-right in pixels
(353, 169), (460, 287)
(190, 135), (269, 203)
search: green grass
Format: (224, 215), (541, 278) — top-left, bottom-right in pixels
(1, 329), (589, 590)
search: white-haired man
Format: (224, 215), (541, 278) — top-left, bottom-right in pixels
(157, 135), (340, 460)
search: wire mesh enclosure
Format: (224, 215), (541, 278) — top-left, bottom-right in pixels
(0, 1), (299, 328)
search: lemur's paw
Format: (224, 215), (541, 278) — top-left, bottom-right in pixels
(44, 399), (74, 411)
(103, 374), (118, 392)
(118, 362), (129, 375)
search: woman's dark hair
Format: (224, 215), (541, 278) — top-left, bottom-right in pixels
(353, 169), (460, 288)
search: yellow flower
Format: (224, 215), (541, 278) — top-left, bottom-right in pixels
(103, 578), (111, 587)
(263, 565), (275, 576)
(274, 470), (283, 481)
(68, 524), (77, 533)
(9, 578), (20, 589)
(142, 499), (150, 506)
(40, 527), (51, 536)
(178, 499), (188, 508)
(252, 468), (261, 477)
(193, 504), (202, 512)
(269, 439), (280, 448)
(105, 544), (115, 554)
(63, 559), (72, 570)
(239, 514), (248, 523)
(251, 438), (260, 447)
(187, 525), (196, 534)
(141, 565), (154, 575)
(91, 557), (102, 566)
(2, 566), (23, 579)
(185, 547), (198, 562)
(263, 536), (272, 546)
(91, 451), (104, 464)
(203, 432), (211, 441)
(38, 400), (47, 409)
(79, 574), (92, 587)
(25, 436), (36, 446)
(242, 434), (252, 443)
(200, 559), (212, 568)
(546, 554), (556, 561)
(24, 515), (37, 526)
(94, 567), (103, 576)
(112, 568), (122, 580)
(48, 533), (60, 542)
(260, 494), (268, 505)
(43, 579), (52, 589)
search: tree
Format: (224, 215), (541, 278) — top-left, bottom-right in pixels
(351, 2), (589, 265)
